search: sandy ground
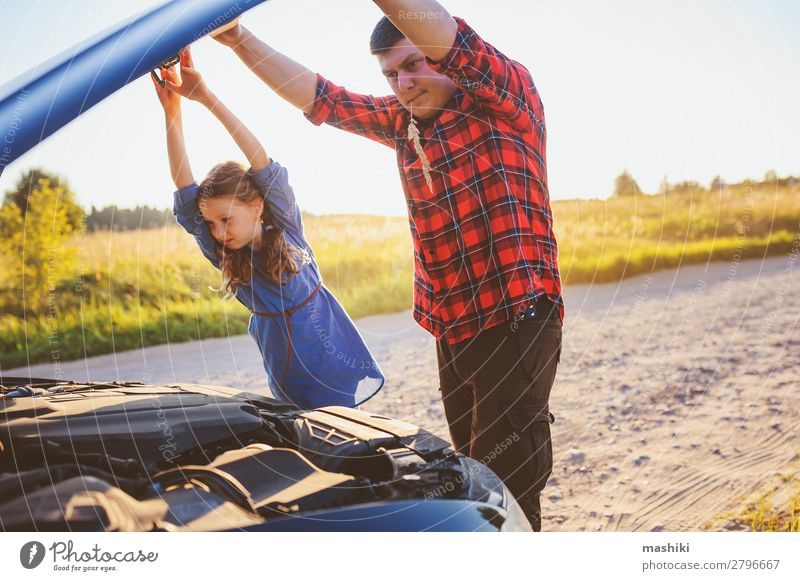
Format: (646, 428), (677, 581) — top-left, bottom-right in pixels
(6, 253), (799, 531)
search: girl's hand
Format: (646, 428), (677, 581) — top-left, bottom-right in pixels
(164, 47), (213, 105)
(151, 67), (181, 116)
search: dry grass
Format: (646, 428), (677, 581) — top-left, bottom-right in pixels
(739, 470), (800, 532)
(1, 185), (798, 368)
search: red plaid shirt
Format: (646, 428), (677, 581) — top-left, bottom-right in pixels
(305, 16), (563, 344)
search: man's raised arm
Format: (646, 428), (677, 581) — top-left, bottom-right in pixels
(374, 1), (542, 132)
(372, 0), (458, 62)
(214, 25), (318, 114)
(214, 22), (401, 148)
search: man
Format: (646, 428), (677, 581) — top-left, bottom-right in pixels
(213, 0), (563, 531)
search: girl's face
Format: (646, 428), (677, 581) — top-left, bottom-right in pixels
(200, 195), (265, 251)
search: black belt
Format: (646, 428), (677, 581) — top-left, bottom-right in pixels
(518, 294), (559, 322)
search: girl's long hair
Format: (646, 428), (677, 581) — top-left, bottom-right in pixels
(198, 161), (306, 297)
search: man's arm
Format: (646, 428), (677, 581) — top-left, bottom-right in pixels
(386, 7), (541, 131)
(374, 2), (540, 130)
(215, 25), (318, 114)
(372, 0), (458, 62)
(302, 75), (401, 148)
(215, 24), (401, 147)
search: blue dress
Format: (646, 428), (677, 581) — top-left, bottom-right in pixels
(172, 159), (385, 409)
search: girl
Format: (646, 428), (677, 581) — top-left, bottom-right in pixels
(152, 47), (385, 409)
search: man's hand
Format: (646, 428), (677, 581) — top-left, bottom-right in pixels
(210, 19), (244, 48)
(164, 47), (214, 105)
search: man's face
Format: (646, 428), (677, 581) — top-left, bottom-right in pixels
(377, 37), (457, 120)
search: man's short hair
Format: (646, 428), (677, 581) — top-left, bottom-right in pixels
(370, 16), (406, 55)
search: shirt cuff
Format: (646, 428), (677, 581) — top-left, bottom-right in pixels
(425, 16), (478, 73)
(247, 159), (282, 194)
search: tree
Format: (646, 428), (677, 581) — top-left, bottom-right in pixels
(613, 170), (642, 197)
(86, 204), (172, 231)
(0, 178), (78, 314)
(5, 168), (85, 231)
(668, 180), (705, 195)
(710, 175), (724, 192)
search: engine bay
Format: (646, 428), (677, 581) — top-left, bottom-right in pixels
(0, 379), (479, 531)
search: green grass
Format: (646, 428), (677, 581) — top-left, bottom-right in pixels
(0, 214), (414, 368)
(1, 185), (798, 368)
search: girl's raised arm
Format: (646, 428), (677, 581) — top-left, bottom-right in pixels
(153, 66), (222, 269)
(205, 96), (270, 172)
(152, 68), (195, 189)
(166, 47), (270, 172)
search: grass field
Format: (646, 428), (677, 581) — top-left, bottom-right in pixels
(1, 184), (798, 368)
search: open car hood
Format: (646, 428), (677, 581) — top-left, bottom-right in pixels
(0, 0), (267, 175)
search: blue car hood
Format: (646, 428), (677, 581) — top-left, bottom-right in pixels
(0, 0), (266, 175)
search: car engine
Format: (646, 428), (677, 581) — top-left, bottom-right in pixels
(0, 378), (513, 531)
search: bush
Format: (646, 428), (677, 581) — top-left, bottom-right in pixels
(0, 179), (78, 316)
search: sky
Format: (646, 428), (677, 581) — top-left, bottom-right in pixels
(0, 0), (798, 216)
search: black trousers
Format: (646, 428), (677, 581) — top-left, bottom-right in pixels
(436, 296), (562, 531)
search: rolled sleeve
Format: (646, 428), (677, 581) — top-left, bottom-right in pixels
(248, 160), (303, 235)
(303, 73), (400, 148)
(427, 16), (483, 73)
(426, 16), (540, 131)
(173, 182), (199, 215)
(304, 73), (334, 127)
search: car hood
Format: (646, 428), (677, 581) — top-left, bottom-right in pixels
(0, 0), (267, 175)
